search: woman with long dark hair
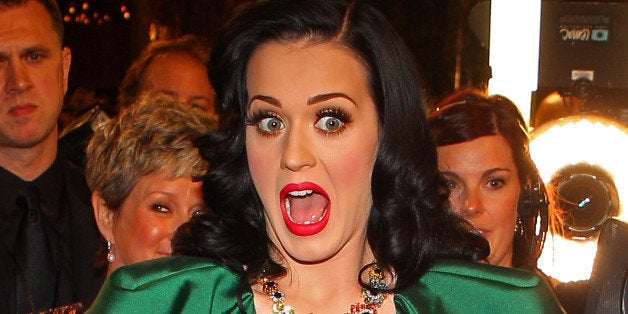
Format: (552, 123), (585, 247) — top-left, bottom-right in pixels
(88, 1), (563, 313)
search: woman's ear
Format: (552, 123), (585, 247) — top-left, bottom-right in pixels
(92, 191), (115, 243)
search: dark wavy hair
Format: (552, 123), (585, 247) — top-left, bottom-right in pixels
(428, 88), (549, 270)
(173, 0), (489, 302)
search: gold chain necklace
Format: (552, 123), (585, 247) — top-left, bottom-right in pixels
(258, 262), (389, 314)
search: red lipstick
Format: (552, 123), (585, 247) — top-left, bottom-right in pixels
(280, 182), (330, 236)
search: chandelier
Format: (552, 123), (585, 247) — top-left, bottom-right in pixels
(61, 1), (131, 25)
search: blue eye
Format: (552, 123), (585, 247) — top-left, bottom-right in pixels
(315, 116), (344, 132)
(246, 111), (284, 136)
(314, 108), (350, 134)
(258, 116), (284, 133)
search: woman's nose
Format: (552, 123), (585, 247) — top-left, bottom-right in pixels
(461, 189), (484, 217)
(451, 190), (484, 218)
(280, 127), (316, 172)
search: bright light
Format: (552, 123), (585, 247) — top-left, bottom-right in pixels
(531, 115), (627, 219)
(539, 234), (598, 282)
(530, 115), (627, 282)
(488, 0), (541, 126)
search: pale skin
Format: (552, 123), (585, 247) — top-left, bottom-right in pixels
(0, 1), (71, 180)
(92, 172), (204, 276)
(437, 135), (521, 267)
(245, 40), (395, 313)
(139, 52), (216, 117)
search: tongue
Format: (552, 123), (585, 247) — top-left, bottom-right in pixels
(288, 193), (328, 224)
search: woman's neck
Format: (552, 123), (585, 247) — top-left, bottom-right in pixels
(253, 244), (395, 313)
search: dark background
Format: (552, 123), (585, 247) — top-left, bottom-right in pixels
(57, 0), (491, 108)
(57, 0), (627, 124)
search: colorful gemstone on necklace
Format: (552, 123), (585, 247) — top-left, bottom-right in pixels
(258, 262), (388, 314)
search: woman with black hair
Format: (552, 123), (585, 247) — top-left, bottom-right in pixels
(88, 1), (563, 313)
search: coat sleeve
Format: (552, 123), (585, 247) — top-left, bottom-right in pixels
(395, 259), (565, 314)
(86, 256), (255, 314)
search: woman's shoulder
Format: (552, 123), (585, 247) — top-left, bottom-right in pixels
(395, 259), (565, 314)
(87, 256), (254, 313)
(107, 256), (238, 289)
(422, 259), (544, 287)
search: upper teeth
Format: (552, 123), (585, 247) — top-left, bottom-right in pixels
(288, 189), (313, 197)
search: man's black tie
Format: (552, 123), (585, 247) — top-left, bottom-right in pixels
(15, 186), (56, 313)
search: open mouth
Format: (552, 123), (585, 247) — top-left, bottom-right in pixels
(285, 189), (328, 224)
(280, 183), (330, 236)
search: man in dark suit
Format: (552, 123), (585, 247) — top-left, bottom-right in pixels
(0, 0), (104, 312)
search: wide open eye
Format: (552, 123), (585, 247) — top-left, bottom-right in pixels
(247, 111), (285, 136)
(314, 116), (345, 132)
(314, 108), (351, 134)
(258, 116), (284, 134)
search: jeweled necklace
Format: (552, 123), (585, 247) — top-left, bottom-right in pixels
(258, 262), (389, 314)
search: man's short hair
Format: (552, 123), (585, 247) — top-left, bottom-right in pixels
(0, 0), (64, 44)
(117, 35), (211, 108)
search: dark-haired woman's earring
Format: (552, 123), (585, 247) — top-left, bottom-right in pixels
(514, 218), (522, 235)
(107, 241), (116, 263)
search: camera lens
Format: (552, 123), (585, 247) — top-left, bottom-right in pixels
(556, 173), (610, 233)
(550, 163), (619, 239)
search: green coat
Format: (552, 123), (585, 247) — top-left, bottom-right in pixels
(87, 256), (564, 313)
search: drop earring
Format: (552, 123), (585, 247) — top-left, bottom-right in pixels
(107, 241), (116, 263)
(514, 217), (523, 235)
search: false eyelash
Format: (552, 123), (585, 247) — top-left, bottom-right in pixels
(316, 107), (352, 123)
(245, 110), (279, 125)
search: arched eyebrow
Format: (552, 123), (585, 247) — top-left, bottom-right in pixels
(307, 93), (356, 107)
(248, 92), (357, 108)
(249, 95), (281, 108)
